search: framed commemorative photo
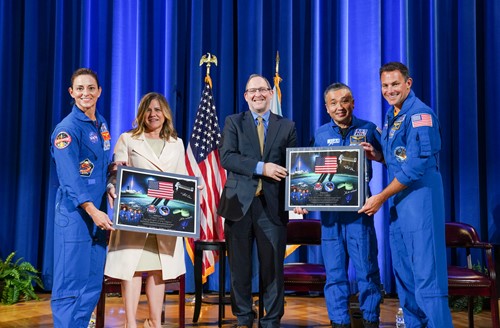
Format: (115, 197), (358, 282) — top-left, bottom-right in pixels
(113, 166), (200, 238)
(285, 146), (366, 211)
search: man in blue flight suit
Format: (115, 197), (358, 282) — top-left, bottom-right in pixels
(360, 62), (453, 327)
(50, 68), (114, 328)
(295, 82), (383, 328)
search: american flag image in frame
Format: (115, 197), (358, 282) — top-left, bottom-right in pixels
(113, 165), (200, 237)
(285, 146), (366, 211)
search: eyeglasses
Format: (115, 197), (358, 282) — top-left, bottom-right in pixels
(246, 87), (270, 94)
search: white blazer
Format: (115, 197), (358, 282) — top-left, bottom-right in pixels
(105, 132), (187, 280)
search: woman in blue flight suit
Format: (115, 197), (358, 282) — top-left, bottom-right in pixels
(50, 68), (114, 328)
(360, 62), (453, 327)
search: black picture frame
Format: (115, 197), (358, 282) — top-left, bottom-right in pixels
(113, 166), (200, 237)
(285, 146), (366, 211)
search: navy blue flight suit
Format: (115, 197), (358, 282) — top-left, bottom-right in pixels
(381, 90), (452, 327)
(50, 105), (111, 328)
(314, 115), (383, 324)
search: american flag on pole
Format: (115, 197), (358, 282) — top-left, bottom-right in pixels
(185, 78), (227, 283)
(314, 156), (338, 174)
(147, 180), (174, 199)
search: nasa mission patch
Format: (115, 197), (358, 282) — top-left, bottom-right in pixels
(54, 131), (72, 149)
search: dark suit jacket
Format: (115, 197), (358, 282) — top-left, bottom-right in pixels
(217, 110), (297, 225)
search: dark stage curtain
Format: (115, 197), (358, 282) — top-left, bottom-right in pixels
(1, 0), (498, 294)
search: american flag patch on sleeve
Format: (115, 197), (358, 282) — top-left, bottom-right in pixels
(411, 113), (433, 128)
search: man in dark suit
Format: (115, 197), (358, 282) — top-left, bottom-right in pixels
(217, 74), (297, 328)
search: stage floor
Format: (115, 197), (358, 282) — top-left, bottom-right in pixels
(0, 292), (495, 327)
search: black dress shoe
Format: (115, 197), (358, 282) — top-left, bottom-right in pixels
(331, 323), (350, 328)
(362, 319), (380, 328)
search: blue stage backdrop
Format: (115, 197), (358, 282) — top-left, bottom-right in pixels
(1, 0), (499, 294)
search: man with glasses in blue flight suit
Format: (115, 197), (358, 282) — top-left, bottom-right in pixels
(295, 82), (383, 328)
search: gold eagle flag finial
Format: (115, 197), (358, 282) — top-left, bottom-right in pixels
(199, 53), (218, 88)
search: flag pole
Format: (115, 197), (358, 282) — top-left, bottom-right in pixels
(271, 51), (283, 116)
(273, 51), (282, 103)
(185, 52), (227, 287)
(273, 51), (303, 255)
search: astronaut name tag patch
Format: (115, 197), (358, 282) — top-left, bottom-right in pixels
(327, 138), (340, 146)
(80, 159), (94, 177)
(54, 131), (72, 149)
(411, 113), (433, 128)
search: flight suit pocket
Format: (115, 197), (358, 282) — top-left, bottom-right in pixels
(64, 240), (91, 280)
(417, 130), (432, 157)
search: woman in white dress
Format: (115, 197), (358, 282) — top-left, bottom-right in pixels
(105, 92), (186, 328)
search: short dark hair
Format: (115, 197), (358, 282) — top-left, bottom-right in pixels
(379, 62), (410, 81)
(70, 68), (100, 88)
(245, 74), (272, 91)
(323, 82), (353, 102)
